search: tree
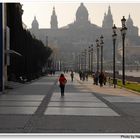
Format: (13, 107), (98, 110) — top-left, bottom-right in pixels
(6, 3), (52, 82)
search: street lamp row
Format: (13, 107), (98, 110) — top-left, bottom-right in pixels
(78, 34), (105, 75)
(88, 45), (94, 72)
(112, 16), (127, 88)
(78, 16), (127, 87)
(78, 44), (95, 73)
(96, 35), (104, 73)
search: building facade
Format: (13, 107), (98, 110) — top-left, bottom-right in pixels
(29, 3), (140, 70)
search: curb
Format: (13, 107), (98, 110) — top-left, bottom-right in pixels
(119, 86), (140, 96)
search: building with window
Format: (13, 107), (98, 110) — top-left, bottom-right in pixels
(29, 3), (140, 70)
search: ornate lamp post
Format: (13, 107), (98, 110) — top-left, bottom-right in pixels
(88, 46), (91, 72)
(84, 49), (87, 72)
(120, 16), (127, 85)
(91, 44), (93, 72)
(78, 53), (81, 71)
(81, 51), (84, 71)
(96, 39), (100, 72)
(100, 35), (104, 73)
(112, 24), (117, 88)
(81, 50), (86, 71)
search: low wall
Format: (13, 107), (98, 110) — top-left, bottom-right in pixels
(106, 72), (140, 83)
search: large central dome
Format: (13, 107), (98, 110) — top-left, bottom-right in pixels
(76, 3), (89, 22)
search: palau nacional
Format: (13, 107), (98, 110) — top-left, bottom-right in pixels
(29, 3), (140, 71)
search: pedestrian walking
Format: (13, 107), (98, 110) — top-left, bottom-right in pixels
(92, 72), (95, 84)
(85, 72), (88, 81)
(103, 73), (107, 85)
(94, 71), (99, 85)
(59, 74), (67, 97)
(70, 71), (74, 82)
(79, 71), (82, 80)
(108, 77), (111, 87)
(99, 72), (104, 87)
(82, 72), (86, 81)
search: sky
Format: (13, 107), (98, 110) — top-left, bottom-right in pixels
(21, 1), (140, 35)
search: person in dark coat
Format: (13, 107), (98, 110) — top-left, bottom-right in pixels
(85, 72), (88, 81)
(103, 73), (107, 85)
(79, 71), (82, 80)
(59, 74), (67, 97)
(99, 72), (104, 87)
(94, 71), (99, 85)
(70, 71), (74, 82)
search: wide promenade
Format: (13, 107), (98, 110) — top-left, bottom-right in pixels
(0, 72), (140, 133)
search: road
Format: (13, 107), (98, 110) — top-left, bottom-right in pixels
(0, 72), (140, 133)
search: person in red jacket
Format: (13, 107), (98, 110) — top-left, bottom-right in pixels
(59, 74), (67, 97)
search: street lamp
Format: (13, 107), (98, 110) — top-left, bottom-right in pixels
(91, 44), (93, 73)
(96, 39), (100, 72)
(88, 46), (91, 72)
(81, 50), (86, 71)
(78, 53), (81, 71)
(120, 16), (127, 85)
(100, 35), (104, 73)
(112, 24), (117, 88)
(84, 49), (87, 72)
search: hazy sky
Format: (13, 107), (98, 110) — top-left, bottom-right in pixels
(22, 1), (140, 35)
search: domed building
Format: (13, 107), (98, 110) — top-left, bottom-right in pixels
(29, 3), (140, 70)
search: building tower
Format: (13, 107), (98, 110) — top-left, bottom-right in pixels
(102, 6), (113, 28)
(102, 12), (107, 28)
(31, 16), (39, 30)
(50, 7), (58, 29)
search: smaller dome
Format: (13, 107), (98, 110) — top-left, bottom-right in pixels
(126, 14), (133, 26)
(32, 16), (39, 29)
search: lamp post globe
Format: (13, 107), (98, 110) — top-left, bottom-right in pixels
(121, 16), (126, 28)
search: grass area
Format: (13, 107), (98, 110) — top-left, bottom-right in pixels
(117, 79), (140, 93)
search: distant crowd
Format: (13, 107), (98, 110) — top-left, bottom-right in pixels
(79, 70), (107, 87)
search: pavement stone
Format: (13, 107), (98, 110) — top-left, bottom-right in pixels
(0, 72), (140, 133)
(0, 74), (58, 132)
(30, 116), (135, 133)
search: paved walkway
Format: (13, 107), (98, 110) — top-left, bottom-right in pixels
(0, 75), (58, 115)
(45, 75), (119, 116)
(75, 73), (140, 97)
(0, 72), (140, 133)
(44, 73), (140, 117)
